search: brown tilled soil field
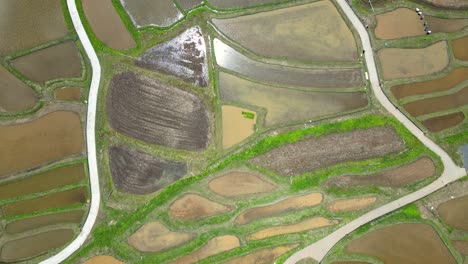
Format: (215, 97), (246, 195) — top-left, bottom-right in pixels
(222, 105), (256, 148)
(235, 193), (323, 225)
(327, 196), (377, 212)
(54, 87), (81, 100)
(425, 16), (468, 34)
(438, 194), (468, 231)
(421, 112), (465, 132)
(251, 127), (405, 177)
(128, 221), (193, 252)
(109, 144), (187, 194)
(224, 244), (299, 264)
(136, 27), (208, 87)
(169, 235), (240, 264)
(83, 255), (125, 264)
(391, 67), (468, 99)
(106, 71), (210, 151)
(403, 87), (468, 117)
(327, 157), (435, 188)
(247, 217), (339, 241)
(170, 194), (231, 221)
(208, 171), (276, 197)
(452, 35), (468, 61)
(0, 65), (37, 112)
(5, 210), (84, 234)
(345, 223), (456, 264)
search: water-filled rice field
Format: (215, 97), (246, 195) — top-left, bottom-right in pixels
(403, 86), (468, 117)
(221, 105), (256, 148)
(0, 65), (37, 112)
(119, 0), (182, 27)
(421, 112), (465, 132)
(5, 210), (84, 234)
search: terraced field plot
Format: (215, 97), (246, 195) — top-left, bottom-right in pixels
(0, 65), (37, 112)
(403, 86), (468, 117)
(452, 35), (468, 61)
(327, 196), (377, 212)
(208, 171), (275, 197)
(120, 0), (182, 27)
(221, 105), (256, 148)
(421, 112), (465, 132)
(128, 221), (193, 252)
(5, 210), (84, 234)
(170, 193), (231, 221)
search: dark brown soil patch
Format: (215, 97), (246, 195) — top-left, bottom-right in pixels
(11, 42), (82, 83)
(438, 194), (468, 231)
(1, 187), (88, 217)
(225, 244), (299, 264)
(404, 87), (468, 117)
(452, 35), (468, 61)
(0, 163), (85, 200)
(251, 127), (404, 176)
(0, 65), (37, 112)
(128, 221), (193, 252)
(106, 71), (210, 151)
(453, 241), (468, 255)
(208, 171), (275, 197)
(170, 194), (231, 221)
(391, 67), (468, 99)
(327, 157), (436, 188)
(109, 144), (187, 194)
(5, 210), (84, 234)
(54, 87), (81, 100)
(135, 27), (208, 87)
(422, 112), (465, 132)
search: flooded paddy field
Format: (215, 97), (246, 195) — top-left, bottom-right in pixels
(0, 229), (75, 262)
(0, 163), (85, 200)
(327, 196), (377, 212)
(327, 157), (435, 188)
(209, 0), (282, 9)
(169, 235), (240, 264)
(54, 86), (81, 100)
(208, 171), (275, 197)
(0, 65), (37, 112)
(218, 72), (368, 127)
(82, 0), (136, 50)
(176, 0), (202, 10)
(0, 0), (68, 55)
(235, 193), (323, 225)
(212, 1), (358, 62)
(136, 27), (208, 87)
(214, 39), (363, 89)
(452, 35), (468, 61)
(107, 72), (210, 151)
(11, 42), (82, 83)
(1, 187), (88, 217)
(5, 210), (84, 234)
(0, 111), (84, 177)
(345, 223), (456, 263)
(391, 67), (468, 99)
(128, 221), (193, 252)
(224, 244), (299, 264)
(247, 217), (339, 241)
(421, 112), (465, 132)
(379, 41), (449, 80)
(109, 144), (186, 194)
(403, 86), (468, 117)
(119, 0), (182, 27)
(170, 193), (231, 221)
(438, 194), (468, 231)
(251, 127), (404, 177)
(83, 255), (124, 264)
(221, 105), (256, 148)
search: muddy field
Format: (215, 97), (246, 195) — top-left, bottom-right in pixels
(1, 187), (88, 217)
(170, 194), (231, 221)
(225, 244), (299, 264)
(453, 241), (468, 255)
(379, 41), (449, 80)
(0, 163), (85, 200)
(0, 111), (84, 177)
(0, 229), (74, 262)
(422, 112), (465, 132)
(176, 0), (202, 10)
(128, 221), (193, 252)
(55, 87), (81, 100)
(235, 193), (323, 225)
(107, 72), (210, 151)
(5, 210), (84, 234)
(247, 217), (339, 241)
(327, 157), (435, 188)
(404, 86), (468, 117)
(0, 0), (68, 55)
(208, 171), (275, 197)
(391, 67), (468, 99)
(170, 235), (240, 264)
(345, 223), (456, 263)
(136, 27), (208, 87)
(251, 127), (404, 176)
(422, 0), (468, 8)
(120, 0), (182, 27)
(327, 196), (377, 212)
(11, 42), (82, 83)
(452, 35), (468, 61)
(109, 144), (187, 194)
(209, 0), (282, 9)
(219, 72), (368, 127)
(214, 39), (363, 89)
(222, 105), (256, 148)
(426, 16), (468, 33)
(82, 0), (135, 50)
(83, 255), (124, 264)
(212, 1), (357, 62)
(438, 194), (468, 231)
(0, 65), (37, 112)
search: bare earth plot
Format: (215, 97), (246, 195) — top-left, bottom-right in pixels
(0, 65), (37, 112)
(170, 193), (231, 221)
(208, 171), (276, 197)
(221, 105), (256, 148)
(438, 194), (468, 231)
(327, 196), (377, 212)
(128, 221), (193, 252)
(54, 86), (82, 101)
(452, 35), (468, 61)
